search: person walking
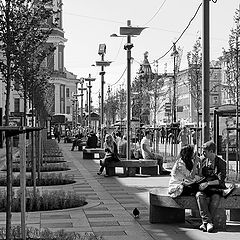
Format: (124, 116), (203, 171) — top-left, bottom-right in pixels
(141, 129), (170, 175)
(177, 126), (190, 148)
(160, 127), (165, 144)
(53, 124), (61, 143)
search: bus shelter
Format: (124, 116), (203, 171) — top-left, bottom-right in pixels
(213, 104), (240, 160)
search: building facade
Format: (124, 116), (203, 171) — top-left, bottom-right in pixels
(0, 0), (80, 126)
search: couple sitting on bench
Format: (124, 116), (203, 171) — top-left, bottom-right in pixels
(97, 129), (170, 176)
(168, 141), (235, 233)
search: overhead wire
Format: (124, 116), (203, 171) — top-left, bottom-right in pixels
(108, 66), (127, 87)
(150, 2), (203, 64)
(143, 0), (167, 26)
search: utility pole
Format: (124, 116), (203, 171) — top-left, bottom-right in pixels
(85, 74), (96, 129)
(171, 43), (178, 123)
(236, 5), (240, 177)
(202, 0), (210, 142)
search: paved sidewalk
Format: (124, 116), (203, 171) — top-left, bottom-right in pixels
(0, 142), (240, 239)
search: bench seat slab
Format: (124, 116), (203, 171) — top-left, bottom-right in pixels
(83, 152), (94, 159)
(141, 166), (158, 176)
(229, 209), (240, 221)
(150, 205), (185, 223)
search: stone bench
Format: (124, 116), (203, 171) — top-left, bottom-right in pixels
(83, 148), (105, 159)
(138, 158), (159, 176)
(100, 159), (158, 177)
(149, 187), (240, 230)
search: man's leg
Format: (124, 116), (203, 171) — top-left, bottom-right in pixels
(196, 191), (213, 231)
(209, 193), (221, 220)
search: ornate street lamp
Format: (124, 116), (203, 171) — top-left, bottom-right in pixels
(112, 20), (146, 159)
(95, 44), (112, 147)
(85, 74), (96, 128)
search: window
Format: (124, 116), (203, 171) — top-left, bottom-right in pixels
(66, 106), (70, 114)
(66, 88), (70, 98)
(14, 98), (20, 113)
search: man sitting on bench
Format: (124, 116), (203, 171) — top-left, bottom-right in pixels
(141, 129), (170, 175)
(85, 130), (98, 148)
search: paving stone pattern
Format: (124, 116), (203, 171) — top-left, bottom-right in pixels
(0, 143), (240, 239)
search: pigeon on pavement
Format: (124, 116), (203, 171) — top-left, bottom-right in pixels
(133, 207), (140, 218)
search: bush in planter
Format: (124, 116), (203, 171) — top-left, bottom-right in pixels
(13, 157), (66, 164)
(0, 189), (86, 212)
(2, 163), (70, 172)
(0, 226), (103, 239)
(0, 173), (75, 186)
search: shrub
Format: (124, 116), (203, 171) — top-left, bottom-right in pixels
(0, 226), (103, 239)
(2, 163), (70, 172)
(0, 173), (75, 186)
(0, 189), (86, 212)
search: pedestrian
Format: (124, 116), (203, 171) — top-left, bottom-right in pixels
(118, 135), (127, 158)
(177, 126), (190, 148)
(141, 129), (170, 175)
(196, 140), (235, 232)
(160, 126), (165, 144)
(53, 124), (61, 143)
(97, 134), (120, 176)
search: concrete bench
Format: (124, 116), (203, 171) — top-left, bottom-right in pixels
(100, 159), (158, 177)
(83, 148), (105, 159)
(149, 187), (240, 230)
(138, 158), (159, 175)
(77, 140), (86, 151)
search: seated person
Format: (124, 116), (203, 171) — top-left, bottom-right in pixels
(85, 131), (98, 148)
(97, 134), (120, 176)
(168, 145), (202, 198)
(141, 129), (170, 175)
(71, 131), (83, 151)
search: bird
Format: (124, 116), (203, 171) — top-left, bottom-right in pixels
(133, 207), (140, 218)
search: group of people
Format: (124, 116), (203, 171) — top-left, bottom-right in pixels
(97, 129), (171, 177)
(168, 140), (235, 233)
(95, 128), (235, 233)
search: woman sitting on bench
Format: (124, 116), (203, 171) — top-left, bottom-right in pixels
(97, 134), (120, 177)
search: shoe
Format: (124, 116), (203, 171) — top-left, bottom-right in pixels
(199, 223), (207, 231)
(97, 171), (102, 175)
(222, 183), (235, 198)
(104, 174), (109, 177)
(160, 169), (171, 175)
(206, 222), (214, 233)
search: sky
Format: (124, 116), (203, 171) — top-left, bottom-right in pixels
(63, 0), (239, 106)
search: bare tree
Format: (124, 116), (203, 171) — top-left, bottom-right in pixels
(187, 38), (202, 126)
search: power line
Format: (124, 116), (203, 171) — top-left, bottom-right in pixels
(143, 0), (167, 26)
(108, 66), (127, 86)
(151, 2), (202, 64)
(64, 12), (124, 24)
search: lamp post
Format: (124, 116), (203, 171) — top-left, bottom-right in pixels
(78, 78), (87, 126)
(85, 74), (96, 128)
(112, 20), (146, 159)
(95, 44), (112, 147)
